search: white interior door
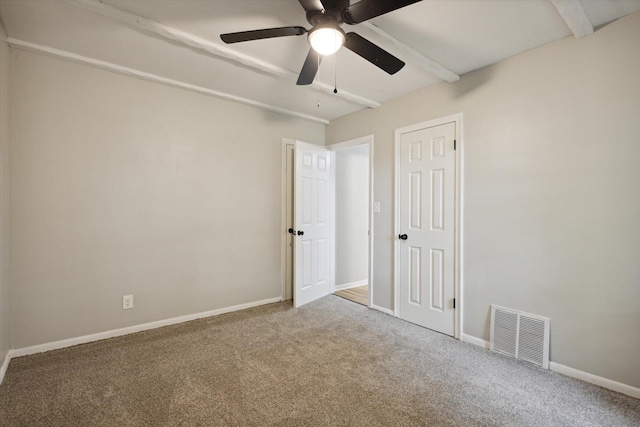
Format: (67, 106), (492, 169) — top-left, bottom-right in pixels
(398, 122), (456, 335)
(293, 141), (332, 308)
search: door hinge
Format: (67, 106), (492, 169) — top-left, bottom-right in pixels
(453, 298), (456, 309)
(454, 139), (457, 150)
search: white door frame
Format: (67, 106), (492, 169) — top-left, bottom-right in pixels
(393, 114), (464, 339)
(327, 135), (374, 308)
(280, 138), (295, 301)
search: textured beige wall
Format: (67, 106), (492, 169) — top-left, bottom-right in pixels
(10, 50), (324, 349)
(0, 20), (10, 364)
(327, 13), (640, 387)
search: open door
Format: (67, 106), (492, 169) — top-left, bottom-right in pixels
(293, 141), (332, 308)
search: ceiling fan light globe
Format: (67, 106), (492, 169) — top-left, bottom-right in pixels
(309, 27), (345, 56)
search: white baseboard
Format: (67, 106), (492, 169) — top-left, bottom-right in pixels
(334, 280), (368, 291)
(460, 333), (640, 399)
(549, 362), (640, 399)
(371, 304), (394, 316)
(5, 296), (282, 362)
(461, 333), (490, 349)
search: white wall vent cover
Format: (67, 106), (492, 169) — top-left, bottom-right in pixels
(490, 305), (550, 369)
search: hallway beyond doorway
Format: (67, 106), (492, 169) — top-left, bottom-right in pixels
(334, 285), (369, 306)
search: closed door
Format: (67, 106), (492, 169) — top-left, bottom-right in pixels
(293, 141), (332, 308)
(398, 122), (456, 335)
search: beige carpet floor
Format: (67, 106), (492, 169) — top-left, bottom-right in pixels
(1, 296), (639, 426)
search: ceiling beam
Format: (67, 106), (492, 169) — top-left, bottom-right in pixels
(65, 0), (380, 109)
(550, 0), (593, 38)
(7, 38), (330, 125)
(357, 22), (459, 83)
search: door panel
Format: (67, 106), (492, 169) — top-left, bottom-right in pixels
(399, 122), (456, 335)
(409, 246), (421, 304)
(294, 141), (332, 307)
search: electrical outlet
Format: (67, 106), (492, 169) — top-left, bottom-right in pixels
(123, 295), (133, 310)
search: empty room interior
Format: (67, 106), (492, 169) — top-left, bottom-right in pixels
(0, 0), (639, 425)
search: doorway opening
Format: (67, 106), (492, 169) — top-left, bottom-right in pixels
(281, 136), (374, 309)
(332, 142), (370, 306)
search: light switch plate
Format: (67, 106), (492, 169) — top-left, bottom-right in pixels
(373, 202), (381, 214)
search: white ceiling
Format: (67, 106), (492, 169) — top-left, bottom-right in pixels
(1, 0), (639, 123)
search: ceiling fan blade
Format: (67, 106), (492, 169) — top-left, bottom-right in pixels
(298, 0), (324, 12)
(299, 0), (348, 13)
(297, 48), (322, 85)
(343, 0), (422, 24)
(220, 26), (306, 44)
(320, 0), (350, 11)
(343, 32), (404, 74)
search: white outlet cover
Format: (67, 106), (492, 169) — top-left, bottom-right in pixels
(373, 202), (381, 214)
(123, 295), (133, 310)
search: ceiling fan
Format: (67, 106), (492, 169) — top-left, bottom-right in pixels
(220, 0), (422, 85)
